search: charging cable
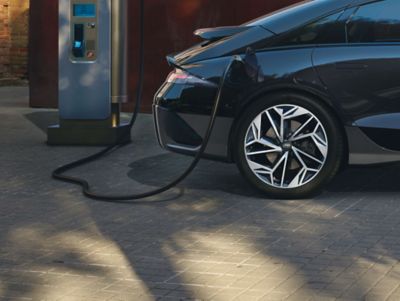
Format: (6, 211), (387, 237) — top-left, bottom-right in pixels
(52, 0), (239, 203)
(52, 58), (236, 203)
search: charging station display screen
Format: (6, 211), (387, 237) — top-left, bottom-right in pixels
(73, 4), (96, 18)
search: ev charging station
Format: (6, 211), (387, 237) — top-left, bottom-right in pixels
(48, 0), (130, 145)
(50, 0), (238, 201)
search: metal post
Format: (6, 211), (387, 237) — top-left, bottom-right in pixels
(111, 0), (129, 105)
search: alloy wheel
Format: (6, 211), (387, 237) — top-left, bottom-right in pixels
(244, 104), (328, 189)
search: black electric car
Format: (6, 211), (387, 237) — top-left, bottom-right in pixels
(154, 0), (400, 198)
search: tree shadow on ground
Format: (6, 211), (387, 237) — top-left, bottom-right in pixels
(3, 142), (400, 300)
(82, 152), (400, 300)
(127, 153), (264, 198)
(128, 153), (400, 195)
(2, 102), (400, 300)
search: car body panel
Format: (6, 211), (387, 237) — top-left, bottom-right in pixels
(313, 45), (400, 124)
(170, 26), (274, 66)
(174, 48), (330, 118)
(313, 44), (400, 153)
(154, 0), (400, 165)
(155, 48), (328, 160)
(194, 26), (254, 41)
(247, 0), (355, 34)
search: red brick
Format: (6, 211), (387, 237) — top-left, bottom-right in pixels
(0, 0), (28, 81)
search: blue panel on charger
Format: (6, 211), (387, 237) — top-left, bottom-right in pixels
(73, 4), (96, 18)
(74, 41), (82, 48)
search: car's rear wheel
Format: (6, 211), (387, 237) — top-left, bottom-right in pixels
(234, 93), (344, 198)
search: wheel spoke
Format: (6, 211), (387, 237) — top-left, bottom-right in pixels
(292, 147), (306, 167)
(272, 152), (289, 172)
(290, 133), (314, 141)
(258, 137), (282, 150)
(279, 152), (289, 187)
(268, 150), (289, 187)
(246, 118), (261, 146)
(247, 149), (280, 156)
(283, 106), (309, 119)
(293, 146), (323, 165)
(314, 131), (327, 145)
(278, 112), (285, 142)
(290, 116), (314, 140)
(283, 106), (298, 117)
(312, 135), (328, 158)
(266, 110), (282, 142)
(252, 114), (262, 140)
(247, 160), (272, 173)
(245, 140), (256, 147)
(289, 168), (306, 188)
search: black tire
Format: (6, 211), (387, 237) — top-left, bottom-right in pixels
(233, 92), (344, 199)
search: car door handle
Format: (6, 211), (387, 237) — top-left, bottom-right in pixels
(336, 62), (369, 70)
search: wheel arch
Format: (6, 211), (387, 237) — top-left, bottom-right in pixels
(227, 85), (349, 167)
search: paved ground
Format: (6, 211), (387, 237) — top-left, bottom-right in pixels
(1, 86), (400, 301)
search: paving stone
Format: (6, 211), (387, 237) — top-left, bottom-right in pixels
(210, 288), (244, 301)
(2, 87), (400, 301)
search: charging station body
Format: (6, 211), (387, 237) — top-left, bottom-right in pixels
(48, 0), (130, 146)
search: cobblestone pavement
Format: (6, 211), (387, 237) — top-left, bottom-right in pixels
(2, 86), (400, 301)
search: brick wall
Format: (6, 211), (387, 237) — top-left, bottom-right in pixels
(0, 0), (29, 85)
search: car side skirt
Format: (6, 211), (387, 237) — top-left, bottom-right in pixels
(346, 126), (400, 165)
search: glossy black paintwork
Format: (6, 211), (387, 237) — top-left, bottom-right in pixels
(154, 0), (400, 163)
(246, 0), (354, 33)
(171, 26), (274, 66)
(156, 48), (330, 161)
(194, 26), (253, 41)
(182, 48), (325, 117)
(314, 45), (400, 124)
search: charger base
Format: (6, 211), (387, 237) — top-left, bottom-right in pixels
(47, 122), (131, 146)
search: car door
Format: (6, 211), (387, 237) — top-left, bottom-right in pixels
(313, 0), (400, 126)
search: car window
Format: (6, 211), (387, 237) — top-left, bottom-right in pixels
(348, 0), (400, 43)
(273, 11), (346, 47)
